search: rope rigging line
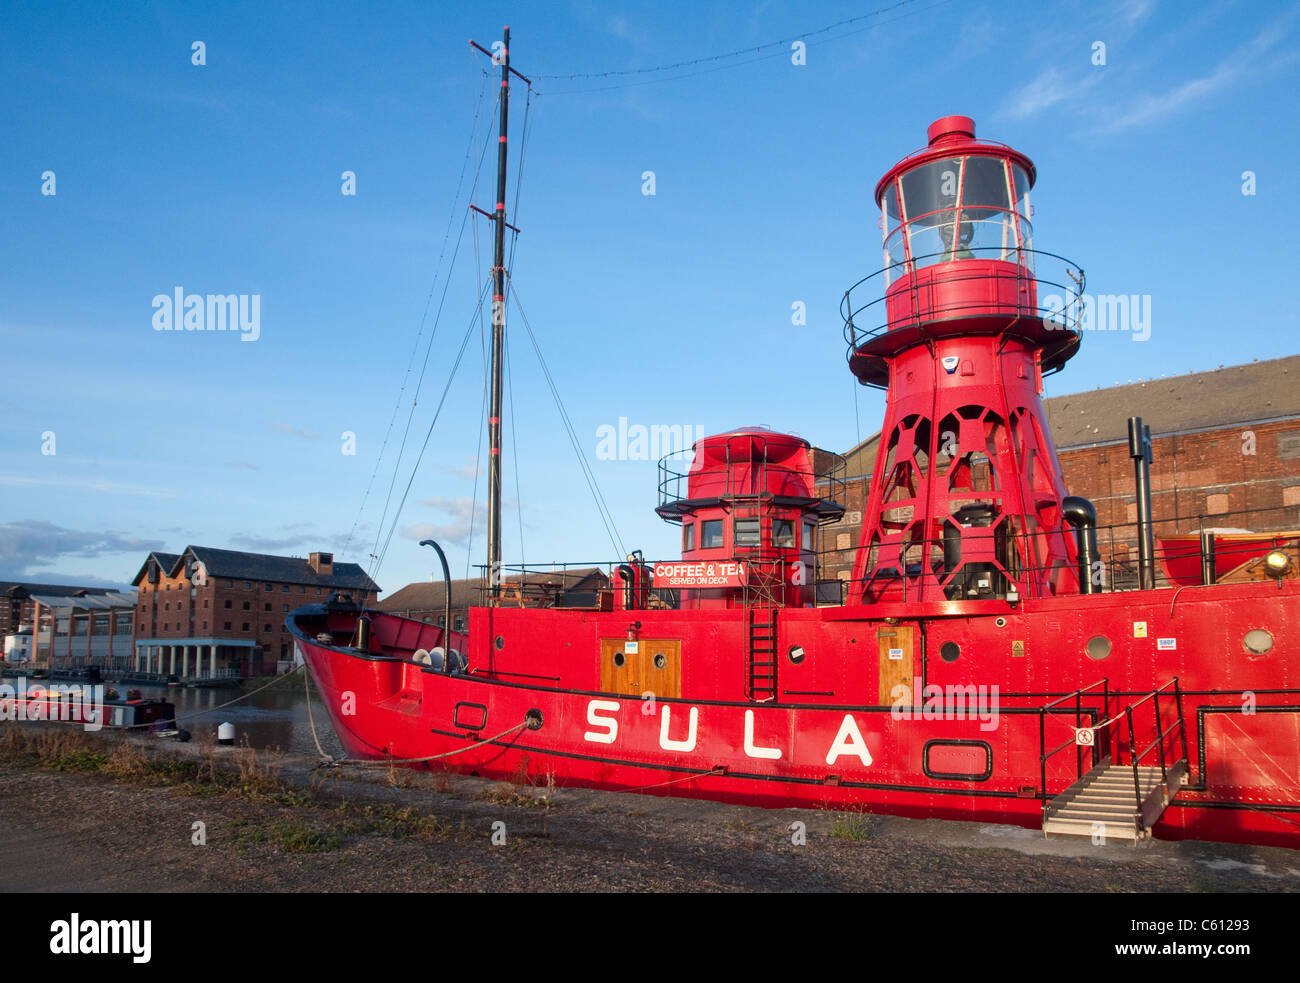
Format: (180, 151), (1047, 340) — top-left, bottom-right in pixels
(506, 280), (627, 560)
(301, 665), (529, 768)
(534, 0), (951, 93)
(8, 666), (309, 733)
(464, 204), (492, 581)
(373, 276), (495, 575)
(506, 330), (525, 569)
(368, 90), (503, 570)
(342, 60), (492, 563)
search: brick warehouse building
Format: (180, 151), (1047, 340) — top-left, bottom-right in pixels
(131, 547), (378, 680)
(814, 356), (1300, 596)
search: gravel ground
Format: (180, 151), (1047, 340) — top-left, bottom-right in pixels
(1, 727), (1297, 893)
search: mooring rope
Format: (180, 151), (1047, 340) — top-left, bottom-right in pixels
(300, 665), (529, 769)
(0, 666), (307, 732)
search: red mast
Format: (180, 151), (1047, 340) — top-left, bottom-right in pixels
(844, 116), (1087, 605)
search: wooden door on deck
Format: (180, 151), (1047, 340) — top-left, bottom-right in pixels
(877, 625), (914, 705)
(599, 639), (682, 698)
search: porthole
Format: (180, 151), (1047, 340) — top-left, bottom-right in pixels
(653, 652), (667, 669)
(940, 641), (960, 663)
(994, 617), (1007, 628)
(613, 651), (626, 668)
(1085, 635), (1112, 661)
(494, 635), (504, 650)
(1244, 629), (1273, 656)
(787, 644), (806, 665)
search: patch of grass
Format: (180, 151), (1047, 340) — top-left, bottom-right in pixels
(482, 782), (548, 809)
(232, 817), (341, 854)
(341, 803), (449, 841)
(830, 809), (878, 842)
(0, 724), (304, 804)
(47, 747), (111, 772)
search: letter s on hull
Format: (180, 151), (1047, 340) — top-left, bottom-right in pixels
(584, 699), (620, 744)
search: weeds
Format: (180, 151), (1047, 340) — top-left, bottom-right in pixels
(829, 808), (879, 842)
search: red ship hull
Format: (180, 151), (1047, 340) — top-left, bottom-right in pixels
(291, 579), (1300, 849)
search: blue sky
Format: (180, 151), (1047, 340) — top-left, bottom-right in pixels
(2, 0), (1297, 593)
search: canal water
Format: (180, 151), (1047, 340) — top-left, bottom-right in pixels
(125, 677), (345, 759)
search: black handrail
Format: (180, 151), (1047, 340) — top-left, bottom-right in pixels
(1038, 678), (1109, 818)
(840, 246), (1086, 350)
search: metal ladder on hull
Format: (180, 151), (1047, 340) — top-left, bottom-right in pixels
(1038, 678), (1190, 842)
(733, 491), (782, 703)
(745, 604), (778, 702)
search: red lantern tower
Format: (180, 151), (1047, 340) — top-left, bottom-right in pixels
(843, 116), (1086, 604)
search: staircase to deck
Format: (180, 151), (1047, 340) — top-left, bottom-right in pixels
(1036, 678), (1190, 843)
(1043, 759), (1187, 841)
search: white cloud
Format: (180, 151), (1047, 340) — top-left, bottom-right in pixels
(0, 520), (166, 577)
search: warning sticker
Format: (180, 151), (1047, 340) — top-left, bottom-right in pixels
(1133, 622), (1148, 638)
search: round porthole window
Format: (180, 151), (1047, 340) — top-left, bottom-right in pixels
(653, 653), (667, 669)
(494, 635), (505, 651)
(787, 644), (806, 665)
(940, 641), (960, 663)
(613, 651), (626, 668)
(1244, 629), (1273, 656)
(1085, 635), (1112, 661)
(995, 617), (1007, 628)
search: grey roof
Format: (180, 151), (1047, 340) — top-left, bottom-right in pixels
(1043, 355), (1300, 449)
(130, 552), (182, 587)
(378, 567), (610, 612)
(842, 356), (1300, 462)
(28, 591), (137, 612)
(378, 578), (486, 612)
(2, 581), (120, 598)
(181, 546), (380, 592)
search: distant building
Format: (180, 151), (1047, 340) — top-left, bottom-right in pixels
(131, 547), (379, 680)
(3, 628), (32, 663)
(819, 356), (1300, 592)
(27, 592), (137, 671)
(378, 567), (611, 626)
(2, 581), (119, 638)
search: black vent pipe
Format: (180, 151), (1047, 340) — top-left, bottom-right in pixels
(1063, 495), (1100, 594)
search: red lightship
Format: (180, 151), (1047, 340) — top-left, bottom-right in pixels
(291, 32), (1300, 848)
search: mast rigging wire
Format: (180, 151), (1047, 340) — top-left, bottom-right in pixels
(535, 0), (951, 93)
(367, 86), (501, 567)
(507, 280), (627, 560)
(371, 276), (494, 575)
(341, 59), (492, 562)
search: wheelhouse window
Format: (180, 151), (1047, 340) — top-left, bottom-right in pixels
(803, 521), (816, 552)
(701, 519), (724, 550)
(683, 522), (695, 552)
(734, 518), (761, 548)
(773, 519), (795, 548)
